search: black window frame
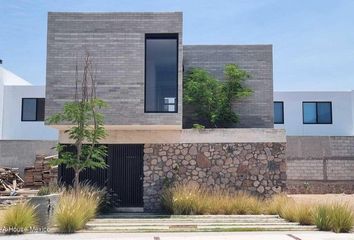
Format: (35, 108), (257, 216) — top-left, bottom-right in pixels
(274, 101), (284, 124)
(144, 33), (179, 113)
(302, 101), (332, 124)
(21, 98), (45, 122)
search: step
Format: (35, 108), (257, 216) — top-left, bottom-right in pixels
(87, 221), (301, 227)
(97, 214), (281, 219)
(90, 219), (288, 224)
(83, 214), (318, 233)
(83, 225), (317, 233)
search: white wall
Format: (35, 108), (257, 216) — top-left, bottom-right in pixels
(274, 91), (354, 136)
(0, 68), (4, 139)
(2, 85), (58, 140)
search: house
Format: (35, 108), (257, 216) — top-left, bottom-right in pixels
(45, 12), (286, 212)
(0, 65), (57, 174)
(274, 91), (354, 136)
(0, 11), (353, 212)
(273, 91), (354, 194)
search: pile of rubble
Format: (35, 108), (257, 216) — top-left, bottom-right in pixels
(24, 155), (58, 187)
(0, 167), (24, 193)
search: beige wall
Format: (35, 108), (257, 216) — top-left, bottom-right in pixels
(59, 128), (286, 144)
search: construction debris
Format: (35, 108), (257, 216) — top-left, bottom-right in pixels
(0, 167), (24, 193)
(24, 154), (58, 188)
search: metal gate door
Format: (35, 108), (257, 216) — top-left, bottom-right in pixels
(108, 144), (144, 207)
(58, 144), (144, 208)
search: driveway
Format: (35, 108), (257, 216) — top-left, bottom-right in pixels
(1, 232), (354, 240)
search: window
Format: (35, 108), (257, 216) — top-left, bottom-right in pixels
(274, 101), (284, 124)
(303, 102), (332, 124)
(145, 34), (178, 113)
(22, 98), (45, 121)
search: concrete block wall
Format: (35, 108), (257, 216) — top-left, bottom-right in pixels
(0, 140), (57, 176)
(286, 136), (354, 193)
(183, 45), (273, 128)
(46, 12), (183, 126)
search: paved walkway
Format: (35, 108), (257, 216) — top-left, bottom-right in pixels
(1, 232), (354, 240)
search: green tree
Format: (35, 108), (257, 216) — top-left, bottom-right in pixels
(184, 64), (252, 128)
(48, 52), (107, 191)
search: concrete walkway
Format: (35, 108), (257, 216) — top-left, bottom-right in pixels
(1, 232), (354, 240)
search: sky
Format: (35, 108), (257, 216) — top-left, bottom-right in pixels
(0, 0), (353, 91)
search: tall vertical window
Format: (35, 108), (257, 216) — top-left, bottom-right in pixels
(303, 102), (332, 124)
(22, 98), (45, 121)
(274, 101), (284, 124)
(145, 34), (178, 113)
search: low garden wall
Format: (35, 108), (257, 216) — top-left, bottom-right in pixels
(143, 142), (287, 212)
(286, 136), (354, 194)
(0, 140), (57, 176)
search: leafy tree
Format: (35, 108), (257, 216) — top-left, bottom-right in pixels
(184, 64), (252, 128)
(48, 52), (107, 191)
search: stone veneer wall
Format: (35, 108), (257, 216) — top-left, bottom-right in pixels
(143, 142), (286, 212)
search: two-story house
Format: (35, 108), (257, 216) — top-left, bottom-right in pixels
(45, 12), (286, 212)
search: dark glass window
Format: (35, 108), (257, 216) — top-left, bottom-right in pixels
(145, 34), (178, 113)
(303, 102), (332, 124)
(274, 101), (284, 124)
(22, 98), (45, 121)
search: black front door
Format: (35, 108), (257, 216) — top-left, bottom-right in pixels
(108, 144), (144, 207)
(58, 144), (144, 208)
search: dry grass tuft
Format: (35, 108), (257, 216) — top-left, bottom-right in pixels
(161, 183), (262, 215)
(0, 202), (37, 234)
(54, 183), (103, 233)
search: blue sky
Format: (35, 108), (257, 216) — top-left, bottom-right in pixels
(0, 0), (353, 90)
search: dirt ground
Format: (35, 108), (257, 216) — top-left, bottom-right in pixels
(289, 194), (354, 209)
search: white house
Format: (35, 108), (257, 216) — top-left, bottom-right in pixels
(274, 91), (354, 136)
(0, 66), (58, 140)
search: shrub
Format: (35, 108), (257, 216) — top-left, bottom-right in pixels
(164, 183), (205, 215)
(328, 204), (353, 233)
(296, 203), (314, 225)
(265, 194), (290, 215)
(221, 192), (262, 215)
(279, 200), (298, 222)
(37, 183), (62, 196)
(184, 65), (252, 128)
(54, 183), (103, 233)
(314, 205), (332, 231)
(1, 202), (37, 234)
(161, 183), (263, 215)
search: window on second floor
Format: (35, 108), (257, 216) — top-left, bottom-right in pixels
(274, 101), (284, 124)
(145, 33), (178, 113)
(303, 102), (332, 124)
(22, 98), (45, 121)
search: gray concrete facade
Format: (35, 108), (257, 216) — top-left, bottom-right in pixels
(46, 12), (183, 126)
(183, 45), (273, 128)
(0, 140), (57, 176)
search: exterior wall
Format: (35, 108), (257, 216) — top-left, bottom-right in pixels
(2, 85), (58, 140)
(183, 45), (273, 128)
(59, 128), (286, 144)
(0, 66), (32, 139)
(286, 136), (354, 193)
(46, 12), (183, 128)
(143, 142), (286, 212)
(0, 68), (4, 139)
(274, 91), (354, 136)
(0, 140), (57, 176)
